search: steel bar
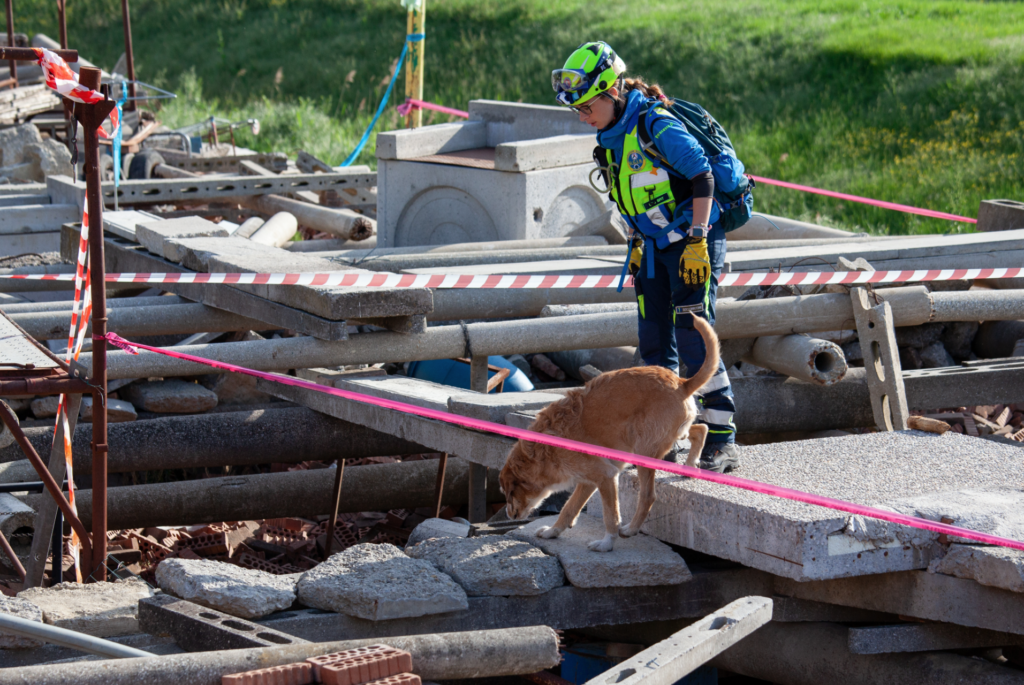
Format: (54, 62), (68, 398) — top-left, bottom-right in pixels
(92, 172), (376, 206)
(50, 506), (62, 585)
(322, 458), (345, 559)
(57, 1), (67, 49)
(0, 376), (92, 396)
(0, 401), (92, 563)
(0, 528), (25, 581)
(0, 613), (153, 659)
(433, 452), (448, 518)
(0, 47), (77, 62)
(0, 626), (560, 685)
(120, 0), (136, 110)
(4, 0), (16, 89)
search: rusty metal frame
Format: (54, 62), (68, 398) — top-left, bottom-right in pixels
(3, 0), (16, 90)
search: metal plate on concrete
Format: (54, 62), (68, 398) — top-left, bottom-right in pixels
(0, 313), (60, 371)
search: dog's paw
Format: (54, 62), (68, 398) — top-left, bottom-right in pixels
(536, 526), (562, 539)
(587, 534), (615, 552)
(618, 524), (639, 538)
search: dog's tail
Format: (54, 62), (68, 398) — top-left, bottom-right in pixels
(678, 316), (721, 398)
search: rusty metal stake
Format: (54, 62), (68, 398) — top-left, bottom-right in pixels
(4, 0), (16, 89)
(120, 0), (136, 110)
(322, 458), (345, 559)
(57, 0), (67, 49)
(0, 402), (92, 564)
(0, 528), (26, 583)
(433, 453), (448, 519)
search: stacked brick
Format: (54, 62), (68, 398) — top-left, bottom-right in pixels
(222, 644), (418, 685)
(915, 403), (1024, 439)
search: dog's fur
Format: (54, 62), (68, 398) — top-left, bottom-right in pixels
(499, 316), (720, 552)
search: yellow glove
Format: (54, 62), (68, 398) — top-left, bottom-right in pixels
(628, 239), (644, 277)
(680, 238), (710, 287)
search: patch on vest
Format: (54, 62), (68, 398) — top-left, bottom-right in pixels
(674, 303), (705, 315)
(627, 150), (645, 171)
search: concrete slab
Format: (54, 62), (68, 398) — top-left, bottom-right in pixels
(447, 391), (564, 424)
(848, 622), (1024, 654)
(376, 121), (487, 160)
(598, 431), (1024, 581)
(509, 515), (692, 588)
(155, 558), (298, 620)
(296, 543), (469, 621)
(121, 379), (218, 414)
(406, 536), (564, 596)
(17, 577), (155, 637)
(0, 596), (44, 649)
(135, 217), (229, 259)
(930, 544), (1024, 593)
(162, 236), (252, 268)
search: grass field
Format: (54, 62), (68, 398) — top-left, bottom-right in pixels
(16, 0), (1024, 234)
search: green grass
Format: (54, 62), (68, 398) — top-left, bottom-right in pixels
(15, 0), (1024, 234)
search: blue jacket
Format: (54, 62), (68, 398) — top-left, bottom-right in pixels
(597, 89), (719, 248)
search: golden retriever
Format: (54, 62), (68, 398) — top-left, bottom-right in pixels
(499, 315), (720, 552)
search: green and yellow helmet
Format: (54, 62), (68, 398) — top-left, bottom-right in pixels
(552, 41), (626, 107)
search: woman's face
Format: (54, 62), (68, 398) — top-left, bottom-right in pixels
(575, 87), (619, 129)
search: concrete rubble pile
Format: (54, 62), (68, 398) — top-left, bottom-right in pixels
(2, 94), (1024, 685)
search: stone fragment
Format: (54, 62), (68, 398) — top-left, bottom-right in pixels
(405, 518), (471, 547)
(0, 397), (30, 413)
(155, 558), (297, 620)
(80, 397), (137, 423)
(0, 596), (44, 649)
(919, 341), (956, 369)
(406, 536), (564, 596)
(17, 577), (155, 637)
(941, 321), (979, 360)
(929, 544), (1024, 593)
(204, 372), (271, 405)
(0, 123), (43, 167)
(30, 395), (60, 419)
(842, 341), (863, 364)
(508, 514), (691, 588)
(135, 217), (229, 259)
(297, 543), (468, 620)
(894, 323), (944, 349)
(121, 379), (218, 414)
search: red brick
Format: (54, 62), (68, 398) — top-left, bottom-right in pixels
(222, 662), (313, 685)
(306, 645), (412, 684)
(363, 674), (421, 685)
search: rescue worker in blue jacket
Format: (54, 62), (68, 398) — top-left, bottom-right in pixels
(552, 41), (740, 472)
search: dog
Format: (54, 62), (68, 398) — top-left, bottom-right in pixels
(499, 315), (720, 552)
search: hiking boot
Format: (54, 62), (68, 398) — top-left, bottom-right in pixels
(699, 442), (741, 473)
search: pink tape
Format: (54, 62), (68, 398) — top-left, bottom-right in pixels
(749, 175), (978, 224)
(397, 98), (470, 119)
(100, 332), (1024, 553)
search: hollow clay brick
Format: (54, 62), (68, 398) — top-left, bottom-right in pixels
(306, 645), (412, 684)
(221, 662), (313, 685)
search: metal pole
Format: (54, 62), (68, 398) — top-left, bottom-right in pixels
(468, 355), (489, 523)
(322, 458), (345, 559)
(51, 506), (63, 585)
(433, 453), (448, 518)
(0, 613), (153, 658)
(120, 0), (136, 111)
(0, 528), (25, 582)
(4, 0), (16, 88)
(403, 0), (425, 128)
(57, 0), (67, 49)
(78, 66), (111, 581)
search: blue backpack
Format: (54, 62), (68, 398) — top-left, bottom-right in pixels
(637, 99), (754, 233)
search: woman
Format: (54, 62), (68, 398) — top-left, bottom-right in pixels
(552, 41), (740, 472)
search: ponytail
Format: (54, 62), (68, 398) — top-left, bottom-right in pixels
(619, 77), (672, 106)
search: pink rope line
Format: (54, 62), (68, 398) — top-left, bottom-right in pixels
(397, 98), (469, 119)
(749, 174), (978, 224)
(100, 331), (1024, 553)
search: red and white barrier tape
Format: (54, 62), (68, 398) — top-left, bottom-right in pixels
(99, 331), (1024, 553)
(4, 268), (1024, 289)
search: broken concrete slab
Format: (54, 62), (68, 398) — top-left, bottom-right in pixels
(509, 515), (691, 588)
(406, 518), (471, 547)
(17, 577), (155, 638)
(930, 544), (1024, 593)
(296, 543), (468, 620)
(0, 596), (43, 649)
(607, 432), (1024, 581)
(162, 236), (252, 269)
(0, 493), (35, 539)
(155, 558), (297, 620)
(80, 396), (137, 423)
(135, 217), (230, 260)
(848, 622), (1024, 654)
(29, 395), (59, 419)
(406, 536), (564, 596)
(121, 379), (218, 414)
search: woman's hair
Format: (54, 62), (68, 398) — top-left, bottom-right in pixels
(619, 77), (672, 106)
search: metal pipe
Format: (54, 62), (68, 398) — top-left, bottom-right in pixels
(0, 612), (153, 658)
(4, 0), (16, 88)
(0, 625), (560, 685)
(0, 376), (91, 397)
(744, 334), (849, 386)
(57, 0), (67, 49)
(0, 528), (25, 581)
(0, 401), (92, 563)
(323, 458), (345, 558)
(51, 507), (62, 585)
(120, 0), (137, 111)
(10, 303), (271, 339)
(0, 47), (77, 62)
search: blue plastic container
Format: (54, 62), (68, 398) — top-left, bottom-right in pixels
(406, 355), (533, 393)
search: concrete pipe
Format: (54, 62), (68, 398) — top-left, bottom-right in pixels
(286, 236), (377, 252)
(247, 211), (297, 247)
(729, 214), (866, 240)
(541, 302), (637, 318)
(339, 245), (626, 272)
(0, 407), (427, 474)
(244, 194), (374, 241)
(745, 334), (848, 386)
(711, 621), (1024, 685)
(0, 626), (561, 685)
(234, 216), (265, 239)
(0, 295), (188, 314)
(973, 320), (1024, 359)
(9, 303), (271, 339)
(24, 458), (503, 529)
(431, 286), (634, 321)
(931, 289), (1024, 323)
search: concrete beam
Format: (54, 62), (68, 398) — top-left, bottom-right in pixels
(586, 597), (772, 685)
(327, 236), (608, 261)
(0, 204), (79, 235)
(342, 245), (625, 272)
(375, 121), (487, 160)
(242, 194), (375, 241)
(494, 134), (594, 172)
(9, 303), (270, 339)
(848, 622), (1024, 655)
(729, 214), (863, 240)
(0, 295), (188, 314)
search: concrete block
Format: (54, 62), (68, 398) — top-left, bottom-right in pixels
(0, 596), (44, 649)
(205, 372), (272, 406)
(406, 536), (564, 596)
(468, 100), (593, 147)
(136, 217), (230, 259)
(509, 515), (691, 588)
(848, 622), (1024, 654)
(121, 379), (219, 414)
(609, 431), (1024, 581)
(376, 121), (487, 160)
(80, 396), (137, 423)
(851, 287), (909, 430)
(494, 135), (594, 172)
(17, 577), (155, 638)
(29, 395), (59, 419)
(156, 558), (298, 620)
(978, 199), (1024, 232)
(139, 594), (307, 651)
(585, 597), (772, 685)
(406, 518), (471, 547)
(296, 543), (468, 620)
(930, 543), (1024, 593)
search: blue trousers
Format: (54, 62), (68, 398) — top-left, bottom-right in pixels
(633, 228), (736, 445)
